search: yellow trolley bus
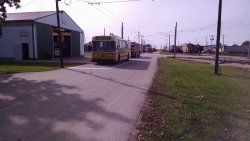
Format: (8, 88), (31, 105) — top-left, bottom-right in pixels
(92, 35), (131, 63)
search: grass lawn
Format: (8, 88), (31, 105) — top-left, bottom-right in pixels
(136, 58), (250, 141)
(0, 61), (84, 74)
(160, 50), (171, 55)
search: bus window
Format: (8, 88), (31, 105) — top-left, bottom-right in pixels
(117, 41), (120, 48)
(93, 41), (116, 52)
(125, 41), (128, 48)
(100, 42), (103, 48)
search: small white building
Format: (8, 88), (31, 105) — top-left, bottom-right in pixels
(0, 11), (85, 60)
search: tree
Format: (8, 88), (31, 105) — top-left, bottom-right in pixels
(241, 40), (250, 46)
(0, 0), (21, 22)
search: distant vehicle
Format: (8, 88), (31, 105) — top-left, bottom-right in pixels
(147, 47), (153, 53)
(131, 42), (142, 58)
(92, 35), (131, 63)
(153, 48), (157, 52)
(143, 44), (153, 53)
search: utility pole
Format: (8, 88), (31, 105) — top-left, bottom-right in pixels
(169, 34), (171, 51)
(215, 0), (222, 75)
(222, 34), (225, 45)
(206, 36), (208, 46)
(138, 31), (140, 44)
(56, 0), (64, 68)
(206, 36), (208, 52)
(121, 22), (124, 39)
(104, 28), (105, 36)
(210, 35), (214, 46)
(222, 34), (225, 52)
(248, 39), (250, 59)
(174, 22), (177, 59)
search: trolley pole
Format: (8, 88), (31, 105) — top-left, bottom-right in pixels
(215, 0), (222, 75)
(56, 0), (64, 68)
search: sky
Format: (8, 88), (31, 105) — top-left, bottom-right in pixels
(7, 0), (250, 48)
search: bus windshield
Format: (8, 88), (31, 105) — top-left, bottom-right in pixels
(93, 41), (116, 52)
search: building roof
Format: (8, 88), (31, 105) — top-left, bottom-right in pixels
(6, 11), (56, 21)
(5, 11), (84, 33)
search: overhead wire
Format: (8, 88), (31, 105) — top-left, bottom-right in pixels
(93, 5), (121, 25)
(76, 0), (120, 31)
(77, 0), (140, 38)
(98, 4), (139, 36)
(39, 0), (45, 12)
(77, 0), (140, 5)
(178, 12), (250, 33)
(16, 0), (37, 12)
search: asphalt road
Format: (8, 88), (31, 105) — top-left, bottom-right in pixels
(0, 53), (160, 141)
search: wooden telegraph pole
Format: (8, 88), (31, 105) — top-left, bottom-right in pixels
(215, 0), (222, 75)
(174, 22), (177, 59)
(56, 0), (64, 68)
(248, 39), (250, 59)
(121, 22), (124, 39)
(169, 34), (171, 51)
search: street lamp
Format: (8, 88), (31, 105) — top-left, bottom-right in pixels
(55, 0), (64, 68)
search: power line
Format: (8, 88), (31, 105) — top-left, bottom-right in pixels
(78, 0), (139, 37)
(99, 5), (123, 23)
(17, 0), (37, 11)
(92, 5), (120, 25)
(177, 12), (250, 33)
(78, 0), (140, 5)
(93, 1), (139, 35)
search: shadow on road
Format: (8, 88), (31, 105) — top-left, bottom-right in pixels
(66, 68), (148, 92)
(0, 74), (12, 81)
(115, 60), (150, 70)
(93, 59), (151, 70)
(0, 74), (132, 141)
(134, 56), (152, 60)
